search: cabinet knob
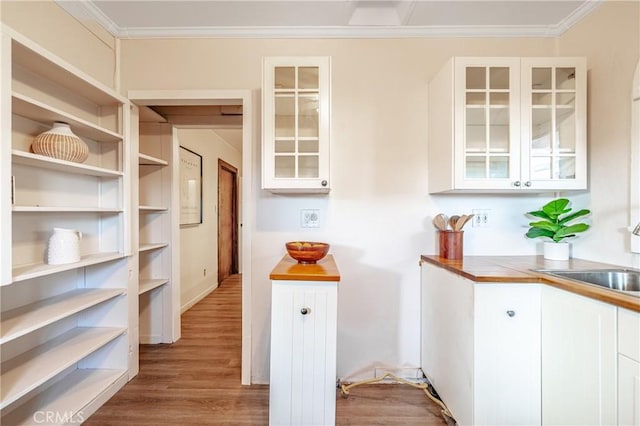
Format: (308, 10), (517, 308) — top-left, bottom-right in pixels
(524, 181), (532, 187)
(321, 180), (328, 187)
(506, 310), (516, 317)
(300, 307), (311, 315)
(513, 181), (521, 187)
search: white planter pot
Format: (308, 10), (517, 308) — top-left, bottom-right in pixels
(543, 241), (570, 261)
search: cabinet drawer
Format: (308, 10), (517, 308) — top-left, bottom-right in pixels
(619, 308), (640, 362)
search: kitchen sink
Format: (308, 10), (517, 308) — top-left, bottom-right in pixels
(537, 269), (640, 296)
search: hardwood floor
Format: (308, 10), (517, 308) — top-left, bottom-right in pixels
(87, 275), (446, 425)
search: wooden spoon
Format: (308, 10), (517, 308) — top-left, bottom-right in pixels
(448, 215), (460, 230)
(455, 214), (475, 231)
(433, 213), (448, 231)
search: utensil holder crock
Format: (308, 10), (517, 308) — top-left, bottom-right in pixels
(439, 230), (463, 260)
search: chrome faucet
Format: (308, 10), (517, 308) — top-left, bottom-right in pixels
(633, 222), (640, 236)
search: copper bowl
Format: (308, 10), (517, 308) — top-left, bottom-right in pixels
(285, 241), (330, 264)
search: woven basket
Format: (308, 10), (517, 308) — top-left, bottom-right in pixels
(31, 122), (89, 163)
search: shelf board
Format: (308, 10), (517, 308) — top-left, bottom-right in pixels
(0, 327), (125, 409)
(11, 252), (124, 283)
(12, 206), (122, 213)
(139, 243), (168, 253)
(12, 150), (123, 178)
(10, 35), (127, 106)
(139, 278), (169, 295)
(138, 153), (168, 166)
(139, 205), (169, 213)
(12, 93), (123, 143)
(1, 288), (125, 345)
(1, 369), (127, 426)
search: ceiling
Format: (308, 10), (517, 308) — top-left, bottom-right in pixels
(139, 105), (244, 151)
(59, 0), (602, 38)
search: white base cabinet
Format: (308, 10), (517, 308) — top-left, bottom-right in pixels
(420, 263), (541, 426)
(541, 286), (616, 425)
(618, 308), (640, 426)
(269, 279), (338, 426)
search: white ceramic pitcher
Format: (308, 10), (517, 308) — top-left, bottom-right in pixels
(47, 228), (82, 265)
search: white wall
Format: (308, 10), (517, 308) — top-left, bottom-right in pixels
(177, 128), (242, 312)
(558, 1), (640, 266)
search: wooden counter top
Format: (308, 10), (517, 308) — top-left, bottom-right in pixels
(270, 254), (340, 282)
(420, 255), (640, 313)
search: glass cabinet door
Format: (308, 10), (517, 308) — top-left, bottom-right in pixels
(263, 57), (330, 193)
(464, 66), (512, 179)
(456, 58), (520, 189)
(529, 66), (576, 180)
(522, 58), (586, 190)
(274, 65), (320, 179)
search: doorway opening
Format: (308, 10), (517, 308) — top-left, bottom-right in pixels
(129, 90), (253, 385)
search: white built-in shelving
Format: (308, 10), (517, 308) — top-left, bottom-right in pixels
(0, 24), (131, 423)
(133, 118), (177, 352)
(1, 288), (124, 344)
(139, 243), (169, 252)
(139, 278), (170, 295)
(1, 327), (125, 409)
(12, 150), (124, 177)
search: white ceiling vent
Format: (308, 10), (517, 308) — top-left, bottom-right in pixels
(348, 5), (401, 26)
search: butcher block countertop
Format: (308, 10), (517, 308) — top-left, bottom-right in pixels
(421, 255), (640, 313)
(270, 254), (340, 282)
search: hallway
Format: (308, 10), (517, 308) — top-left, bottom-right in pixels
(87, 275), (445, 425)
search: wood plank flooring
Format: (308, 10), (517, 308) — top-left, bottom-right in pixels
(87, 275), (447, 425)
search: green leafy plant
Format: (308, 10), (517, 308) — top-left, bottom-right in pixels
(525, 198), (591, 243)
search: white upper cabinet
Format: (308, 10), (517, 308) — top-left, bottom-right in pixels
(428, 57), (587, 193)
(262, 57), (331, 193)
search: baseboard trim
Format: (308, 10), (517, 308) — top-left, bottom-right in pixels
(181, 284), (218, 314)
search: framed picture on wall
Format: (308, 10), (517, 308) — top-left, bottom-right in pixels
(179, 146), (203, 225)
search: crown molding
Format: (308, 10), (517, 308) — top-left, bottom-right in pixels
(56, 0), (121, 36)
(555, 0), (603, 34)
(57, 0), (604, 40)
(118, 25), (561, 39)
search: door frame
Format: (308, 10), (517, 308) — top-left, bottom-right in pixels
(218, 158), (239, 283)
(128, 89), (253, 385)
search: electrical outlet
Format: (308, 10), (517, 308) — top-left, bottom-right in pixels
(301, 209), (320, 228)
(472, 209), (490, 228)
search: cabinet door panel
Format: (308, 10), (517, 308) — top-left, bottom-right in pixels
(521, 58), (587, 190)
(542, 286), (616, 425)
(270, 281), (337, 426)
(454, 57), (521, 190)
(263, 57), (331, 193)
(619, 355), (640, 426)
(474, 284), (541, 426)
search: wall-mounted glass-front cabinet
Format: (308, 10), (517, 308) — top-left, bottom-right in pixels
(262, 57), (331, 193)
(428, 57), (586, 193)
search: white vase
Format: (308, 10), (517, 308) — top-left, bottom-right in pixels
(31, 122), (89, 163)
(47, 228), (82, 265)
(543, 241), (570, 261)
